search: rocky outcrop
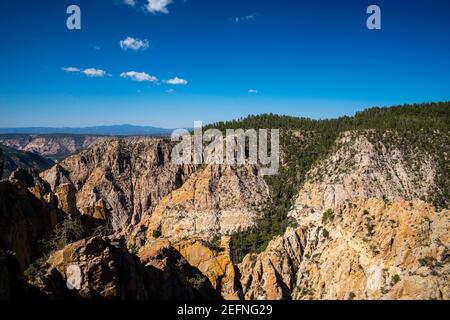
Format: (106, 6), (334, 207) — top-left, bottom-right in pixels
(172, 237), (242, 300)
(0, 172), (58, 272)
(9, 168), (52, 198)
(297, 199), (449, 300)
(239, 199), (449, 300)
(137, 239), (232, 300)
(30, 236), (149, 299)
(41, 164), (72, 191)
(239, 227), (306, 300)
(0, 135), (111, 159)
(30, 235), (238, 300)
(136, 164), (268, 243)
(0, 168), (97, 299)
(0, 144), (54, 179)
(41, 138), (269, 241)
(54, 183), (79, 217)
(41, 138), (197, 231)
(238, 130), (449, 300)
(290, 131), (436, 221)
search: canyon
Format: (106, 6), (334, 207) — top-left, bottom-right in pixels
(0, 103), (449, 300)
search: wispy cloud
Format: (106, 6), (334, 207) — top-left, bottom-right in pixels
(248, 89), (258, 94)
(120, 71), (158, 82)
(120, 37), (149, 51)
(166, 88), (175, 93)
(123, 0), (136, 6)
(146, 0), (173, 14)
(165, 77), (188, 85)
(231, 13), (262, 23)
(62, 67), (107, 77)
(62, 67), (80, 73)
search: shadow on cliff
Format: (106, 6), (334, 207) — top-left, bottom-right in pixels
(0, 167), (223, 301)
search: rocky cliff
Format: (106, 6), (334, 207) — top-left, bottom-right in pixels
(0, 134), (111, 160)
(27, 234), (243, 300)
(239, 199), (449, 300)
(0, 144), (54, 179)
(291, 131), (436, 218)
(0, 170), (58, 272)
(0, 169), (59, 299)
(238, 130), (449, 300)
(19, 138), (266, 300)
(1, 104), (448, 301)
(41, 138), (197, 231)
(134, 163), (269, 244)
(41, 138), (269, 242)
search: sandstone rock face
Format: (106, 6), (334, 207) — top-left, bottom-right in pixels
(0, 174), (57, 271)
(137, 164), (268, 243)
(55, 183), (79, 217)
(239, 227), (306, 300)
(137, 236), (241, 300)
(9, 168), (51, 193)
(135, 239), (218, 300)
(238, 131), (449, 300)
(295, 199), (448, 300)
(291, 131), (436, 221)
(41, 138), (268, 243)
(29, 138), (269, 300)
(173, 237), (242, 300)
(31, 236), (148, 300)
(27, 234), (241, 300)
(41, 138), (197, 231)
(0, 168), (97, 299)
(239, 199), (449, 300)
(41, 164), (72, 192)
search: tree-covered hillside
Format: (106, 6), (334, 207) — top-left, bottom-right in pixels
(207, 102), (450, 262)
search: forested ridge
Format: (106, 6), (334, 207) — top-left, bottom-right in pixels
(207, 102), (450, 262)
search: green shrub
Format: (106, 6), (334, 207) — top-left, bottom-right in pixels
(391, 274), (401, 286)
(152, 227), (162, 238)
(203, 235), (223, 252)
(322, 209), (335, 224)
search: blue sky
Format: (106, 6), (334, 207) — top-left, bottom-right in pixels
(0, 0), (449, 128)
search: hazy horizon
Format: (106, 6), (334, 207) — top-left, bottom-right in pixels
(1, 100), (447, 130)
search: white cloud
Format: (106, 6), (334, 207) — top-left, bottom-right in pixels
(166, 88), (175, 93)
(232, 13), (262, 23)
(62, 67), (80, 73)
(120, 71), (158, 82)
(248, 89), (258, 94)
(123, 0), (136, 6)
(146, 0), (173, 14)
(62, 67), (108, 78)
(165, 77), (188, 85)
(120, 37), (149, 51)
(83, 68), (107, 77)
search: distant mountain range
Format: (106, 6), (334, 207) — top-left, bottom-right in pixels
(0, 124), (173, 136)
